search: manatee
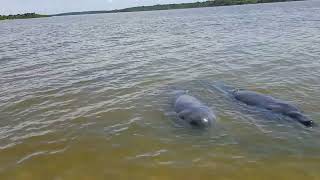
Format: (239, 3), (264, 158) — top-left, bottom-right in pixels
(174, 93), (216, 128)
(231, 89), (314, 127)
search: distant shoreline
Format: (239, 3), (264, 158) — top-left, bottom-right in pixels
(52, 0), (302, 17)
(0, 0), (302, 20)
(0, 13), (49, 21)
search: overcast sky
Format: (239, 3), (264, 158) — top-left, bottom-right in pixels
(0, 0), (199, 15)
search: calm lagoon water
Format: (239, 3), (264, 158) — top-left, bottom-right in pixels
(1, 1), (320, 179)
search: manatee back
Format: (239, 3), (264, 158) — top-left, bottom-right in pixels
(234, 90), (276, 107)
(174, 94), (202, 113)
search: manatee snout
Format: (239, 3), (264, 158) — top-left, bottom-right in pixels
(296, 116), (314, 127)
(189, 118), (211, 127)
(288, 112), (314, 127)
(178, 108), (215, 128)
(299, 120), (314, 127)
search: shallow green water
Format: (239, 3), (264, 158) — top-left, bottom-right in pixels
(1, 1), (320, 179)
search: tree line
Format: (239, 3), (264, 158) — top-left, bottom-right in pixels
(0, 13), (49, 20)
(110, 0), (301, 13)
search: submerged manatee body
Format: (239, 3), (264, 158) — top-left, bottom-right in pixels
(174, 94), (216, 128)
(232, 90), (314, 127)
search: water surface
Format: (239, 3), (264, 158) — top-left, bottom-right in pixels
(1, 1), (320, 179)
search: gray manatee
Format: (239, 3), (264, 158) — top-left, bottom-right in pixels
(174, 93), (216, 128)
(232, 90), (314, 127)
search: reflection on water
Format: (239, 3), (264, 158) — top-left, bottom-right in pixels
(1, 1), (320, 179)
